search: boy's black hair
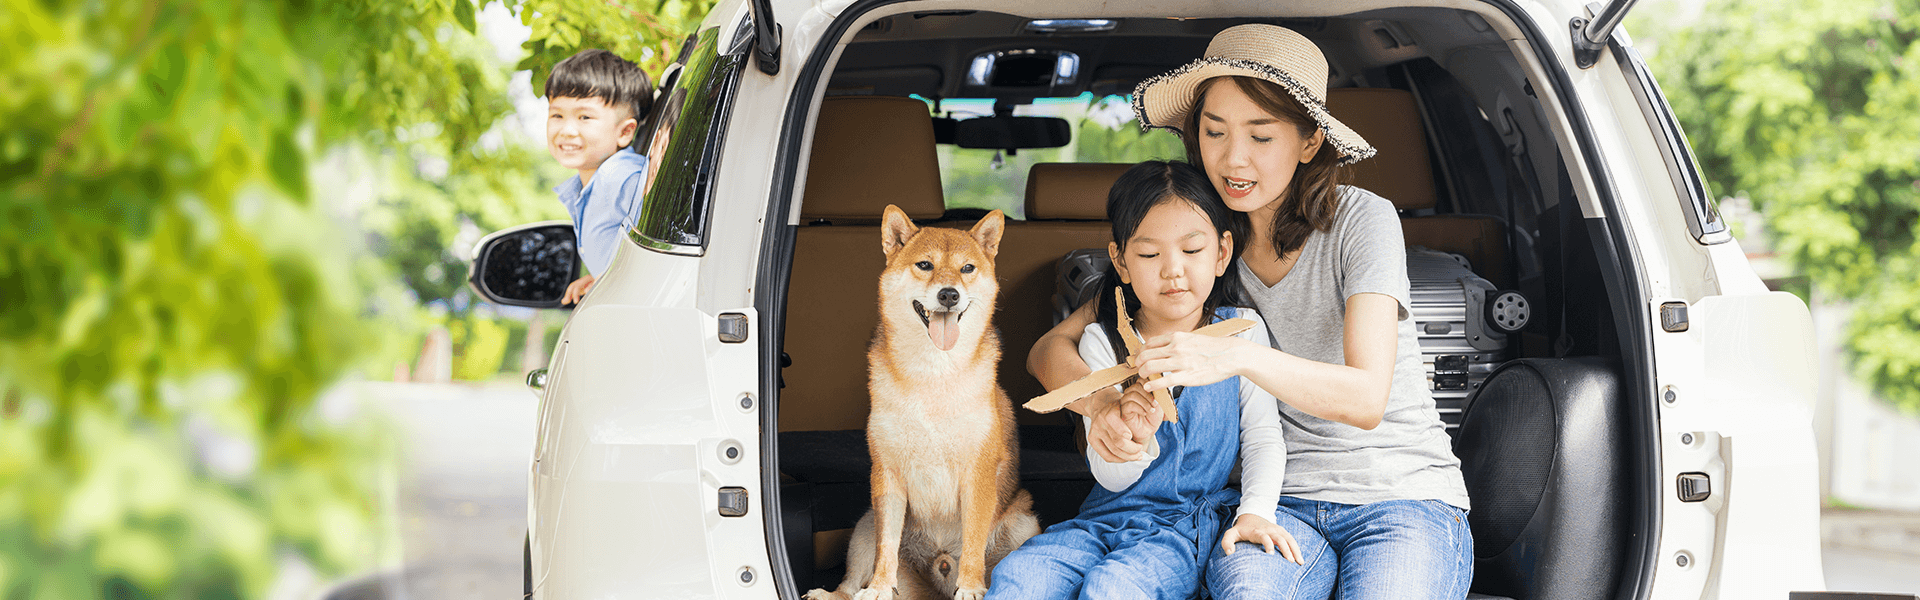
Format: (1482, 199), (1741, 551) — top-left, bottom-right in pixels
(546, 49), (654, 128)
(1095, 160), (1251, 364)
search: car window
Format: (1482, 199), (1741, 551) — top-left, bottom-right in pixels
(629, 26), (746, 256)
(931, 94), (1186, 219)
(1616, 46), (1729, 244)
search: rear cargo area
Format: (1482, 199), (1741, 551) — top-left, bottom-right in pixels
(768, 8), (1643, 599)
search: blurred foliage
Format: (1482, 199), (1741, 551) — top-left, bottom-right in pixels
(1070, 122), (1187, 166)
(359, 143), (567, 316)
(1637, 0), (1920, 412)
(519, 0), (719, 97)
(0, 0), (718, 598)
(449, 315), (512, 381)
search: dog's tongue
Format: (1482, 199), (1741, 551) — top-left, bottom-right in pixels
(928, 311), (960, 351)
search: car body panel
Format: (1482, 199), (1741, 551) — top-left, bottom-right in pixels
(1646, 291), (1826, 598)
(527, 239), (768, 597)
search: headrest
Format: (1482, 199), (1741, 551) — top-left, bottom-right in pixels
(801, 96), (945, 221)
(1325, 88), (1437, 211)
(1024, 163), (1132, 220)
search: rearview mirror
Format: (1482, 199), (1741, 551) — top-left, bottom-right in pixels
(952, 116), (1071, 150)
(468, 221), (580, 309)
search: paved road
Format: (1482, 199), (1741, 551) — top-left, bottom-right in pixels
(326, 382), (536, 600)
(1824, 508), (1920, 595)
(1826, 546), (1920, 595)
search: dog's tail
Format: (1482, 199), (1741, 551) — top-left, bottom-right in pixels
(999, 489), (1034, 520)
(988, 489), (1041, 566)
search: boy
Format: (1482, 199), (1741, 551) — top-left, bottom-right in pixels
(545, 49), (653, 305)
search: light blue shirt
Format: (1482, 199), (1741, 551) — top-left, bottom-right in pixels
(554, 147), (650, 276)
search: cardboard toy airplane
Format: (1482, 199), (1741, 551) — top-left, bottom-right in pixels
(1022, 288), (1256, 422)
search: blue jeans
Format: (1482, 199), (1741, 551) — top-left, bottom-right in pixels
(987, 517), (1208, 600)
(1206, 497), (1472, 600)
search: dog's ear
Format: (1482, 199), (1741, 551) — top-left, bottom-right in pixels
(970, 210), (1004, 258)
(881, 204), (918, 257)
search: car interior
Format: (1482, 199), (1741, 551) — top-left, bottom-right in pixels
(772, 7), (1647, 600)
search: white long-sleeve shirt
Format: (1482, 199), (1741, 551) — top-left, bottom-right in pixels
(1078, 307), (1287, 523)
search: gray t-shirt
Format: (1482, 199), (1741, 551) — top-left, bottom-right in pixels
(1236, 186), (1470, 510)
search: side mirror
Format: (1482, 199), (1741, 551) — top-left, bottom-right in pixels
(951, 116), (1072, 150)
(468, 221), (580, 309)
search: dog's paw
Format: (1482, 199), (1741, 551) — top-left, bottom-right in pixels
(951, 588), (986, 600)
(852, 587), (894, 600)
(802, 589), (845, 600)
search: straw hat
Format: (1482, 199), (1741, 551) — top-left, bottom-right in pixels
(1133, 24), (1375, 166)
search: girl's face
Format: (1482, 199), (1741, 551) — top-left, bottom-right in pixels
(1110, 200), (1234, 332)
(1195, 79), (1325, 219)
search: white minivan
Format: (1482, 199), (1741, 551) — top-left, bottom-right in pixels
(468, 0), (1868, 598)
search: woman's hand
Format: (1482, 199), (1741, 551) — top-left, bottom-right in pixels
(1220, 514), (1304, 565)
(1134, 330), (1256, 393)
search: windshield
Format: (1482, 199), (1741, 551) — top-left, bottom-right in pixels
(929, 93), (1185, 219)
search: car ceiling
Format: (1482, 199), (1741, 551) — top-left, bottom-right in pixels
(826, 8), (1508, 103)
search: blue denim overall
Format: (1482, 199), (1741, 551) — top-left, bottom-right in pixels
(988, 315), (1243, 600)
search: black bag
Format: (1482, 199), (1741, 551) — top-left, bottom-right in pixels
(1051, 248), (1110, 326)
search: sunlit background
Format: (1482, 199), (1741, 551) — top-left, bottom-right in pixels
(1, 0), (1916, 597)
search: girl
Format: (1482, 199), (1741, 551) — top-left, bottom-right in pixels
(987, 160), (1298, 600)
(1029, 25), (1474, 600)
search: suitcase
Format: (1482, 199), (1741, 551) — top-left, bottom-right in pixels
(1406, 247), (1530, 432)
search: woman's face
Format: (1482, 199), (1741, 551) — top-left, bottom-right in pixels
(1194, 79), (1325, 218)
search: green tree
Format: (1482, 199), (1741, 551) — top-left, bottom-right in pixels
(0, 0), (719, 597)
(519, 0), (719, 95)
(1636, 0), (1920, 412)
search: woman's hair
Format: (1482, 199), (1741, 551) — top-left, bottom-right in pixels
(1181, 76), (1349, 257)
(1095, 160), (1250, 363)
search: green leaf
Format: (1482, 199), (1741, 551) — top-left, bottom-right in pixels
(454, 0), (477, 33)
(268, 131), (307, 204)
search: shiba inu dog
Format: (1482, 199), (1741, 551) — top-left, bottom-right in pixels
(804, 206), (1039, 600)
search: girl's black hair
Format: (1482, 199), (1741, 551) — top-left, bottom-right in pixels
(1095, 160), (1251, 363)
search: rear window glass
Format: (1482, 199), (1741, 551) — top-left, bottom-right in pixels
(930, 94), (1185, 219)
(631, 27), (744, 254)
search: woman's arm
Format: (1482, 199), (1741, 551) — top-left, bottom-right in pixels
(1029, 299), (1096, 393)
(1030, 300), (1154, 461)
(1136, 292), (1399, 430)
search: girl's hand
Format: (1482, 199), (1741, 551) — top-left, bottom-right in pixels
(1115, 384), (1164, 448)
(1134, 330), (1253, 392)
(1220, 514), (1304, 565)
(1081, 393), (1148, 463)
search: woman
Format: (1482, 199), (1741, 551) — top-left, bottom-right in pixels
(1028, 24), (1473, 600)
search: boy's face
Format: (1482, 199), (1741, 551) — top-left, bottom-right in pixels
(547, 95), (638, 179)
